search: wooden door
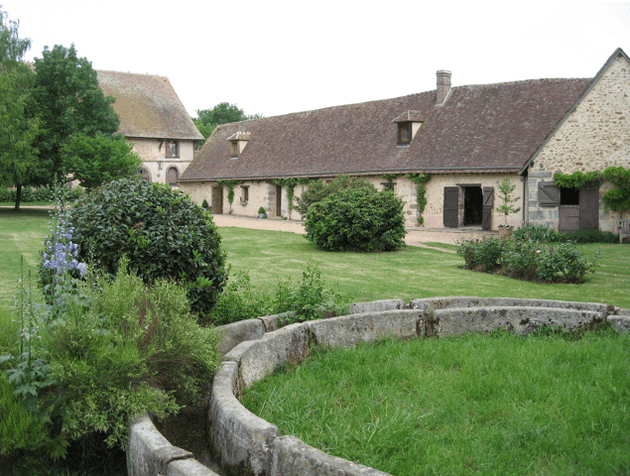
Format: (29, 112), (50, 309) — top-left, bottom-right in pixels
(579, 182), (599, 230)
(212, 187), (223, 214)
(443, 187), (459, 228)
(559, 205), (579, 232)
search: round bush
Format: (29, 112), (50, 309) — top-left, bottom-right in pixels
(69, 179), (227, 318)
(304, 187), (407, 252)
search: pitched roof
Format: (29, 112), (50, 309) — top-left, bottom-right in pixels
(97, 70), (203, 141)
(180, 77), (591, 182)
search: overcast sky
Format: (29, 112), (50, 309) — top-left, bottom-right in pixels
(3, 1), (630, 118)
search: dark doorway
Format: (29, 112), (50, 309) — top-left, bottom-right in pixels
(463, 186), (483, 226)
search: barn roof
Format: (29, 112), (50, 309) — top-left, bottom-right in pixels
(180, 76), (591, 182)
(97, 70), (203, 141)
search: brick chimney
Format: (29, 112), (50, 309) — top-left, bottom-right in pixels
(436, 70), (452, 105)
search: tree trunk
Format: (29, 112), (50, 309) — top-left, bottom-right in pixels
(14, 184), (22, 210)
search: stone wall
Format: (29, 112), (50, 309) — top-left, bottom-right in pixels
(127, 297), (629, 476)
(526, 55), (630, 231)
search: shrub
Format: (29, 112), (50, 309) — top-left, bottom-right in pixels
(513, 224), (560, 243)
(295, 175), (374, 216)
(305, 187), (406, 252)
(561, 229), (618, 244)
(500, 239), (540, 280)
(208, 264), (348, 326)
(68, 179), (227, 318)
(201, 198), (209, 209)
(457, 237), (507, 271)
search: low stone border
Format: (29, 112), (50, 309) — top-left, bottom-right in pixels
(128, 297), (630, 476)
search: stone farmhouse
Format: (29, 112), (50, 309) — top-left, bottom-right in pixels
(97, 71), (203, 187)
(179, 48), (630, 233)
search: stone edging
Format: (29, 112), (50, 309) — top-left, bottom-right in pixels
(127, 297), (630, 476)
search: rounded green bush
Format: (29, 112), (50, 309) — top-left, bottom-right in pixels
(304, 187), (407, 252)
(69, 178), (227, 318)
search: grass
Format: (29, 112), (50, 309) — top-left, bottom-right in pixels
(218, 227), (630, 308)
(242, 330), (630, 475)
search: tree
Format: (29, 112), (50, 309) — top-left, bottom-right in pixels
(193, 102), (262, 142)
(32, 44), (120, 185)
(0, 7), (30, 64)
(0, 7), (40, 210)
(61, 133), (142, 189)
(496, 177), (521, 227)
(0, 63), (40, 209)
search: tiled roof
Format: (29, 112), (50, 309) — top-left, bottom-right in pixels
(180, 77), (591, 182)
(97, 70), (203, 141)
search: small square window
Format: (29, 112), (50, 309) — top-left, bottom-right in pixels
(398, 123), (412, 146)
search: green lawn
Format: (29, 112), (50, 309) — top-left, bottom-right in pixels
(218, 226), (630, 309)
(243, 330), (630, 476)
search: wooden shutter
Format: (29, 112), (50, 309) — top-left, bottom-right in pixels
(443, 187), (459, 228)
(559, 206), (580, 232)
(538, 181), (560, 207)
(482, 187), (494, 231)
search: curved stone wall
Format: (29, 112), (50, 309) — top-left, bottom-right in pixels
(127, 297), (629, 476)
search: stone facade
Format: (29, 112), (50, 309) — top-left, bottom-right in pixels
(526, 54), (630, 232)
(131, 137), (196, 187)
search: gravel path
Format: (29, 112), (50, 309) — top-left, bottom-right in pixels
(211, 215), (496, 247)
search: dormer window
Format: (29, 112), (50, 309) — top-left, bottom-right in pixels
(227, 132), (250, 158)
(398, 123), (412, 145)
(393, 111), (423, 147)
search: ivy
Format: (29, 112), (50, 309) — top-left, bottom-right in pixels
(274, 178), (314, 215)
(217, 180), (242, 213)
(405, 173), (431, 225)
(553, 171), (601, 190)
(554, 167), (630, 215)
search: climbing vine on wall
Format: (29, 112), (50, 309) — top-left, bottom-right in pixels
(217, 180), (242, 213)
(274, 178), (314, 215)
(554, 167), (630, 215)
(405, 173), (431, 225)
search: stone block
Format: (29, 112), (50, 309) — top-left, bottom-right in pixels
(127, 415), (193, 476)
(167, 458), (222, 476)
(307, 310), (422, 348)
(208, 361), (279, 475)
(218, 319), (265, 355)
(349, 299), (406, 314)
(270, 435), (390, 476)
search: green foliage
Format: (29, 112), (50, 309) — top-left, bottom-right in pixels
(458, 234), (599, 283)
(193, 102), (262, 143)
(68, 178), (227, 318)
(61, 132), (141, 189)
(456, 237), (508, 272)
(0, 184), (83, 203)
(305, 186), (407, 252)
(208, 264), (348, 326)
(561, 229), (619, 244)
(295, 175), (373, 217)
(496, 177), (521, 225)
(0, 61), (41, 210)
(33, 44), (120, 186)
(201, 198), (209, 209)
(553, 170), (601, 189)
(512, 224), (560, 242)
(274, 177), (314, 215)
(601, 166), (630, 213)
(217, 180), (241, 213)
(0, 7), (31, 64)
(404, 173), (431, 225)
(554, 167), (630, 215)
